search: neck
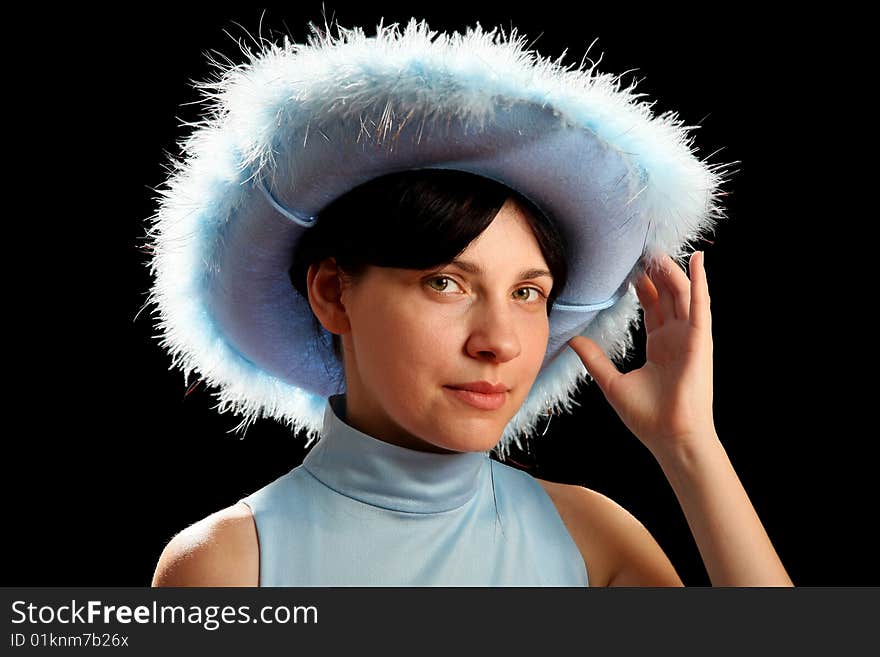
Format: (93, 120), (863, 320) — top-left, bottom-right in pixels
(300, 394), (489, 513)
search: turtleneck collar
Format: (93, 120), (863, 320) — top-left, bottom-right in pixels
(301, 394), (489, 514)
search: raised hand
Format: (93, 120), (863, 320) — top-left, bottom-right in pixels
(568, 251), (715, 459)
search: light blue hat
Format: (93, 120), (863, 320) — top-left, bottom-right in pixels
(143, 18), (733, 459)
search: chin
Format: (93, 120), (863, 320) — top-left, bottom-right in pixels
(434, 422), (506, 453)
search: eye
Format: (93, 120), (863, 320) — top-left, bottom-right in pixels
(513, 287), (545, 303)
(426, 276), (463, 294)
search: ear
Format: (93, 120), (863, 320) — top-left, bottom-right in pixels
(307, 257), (351, 335)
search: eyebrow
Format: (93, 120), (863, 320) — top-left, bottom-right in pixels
(448, 258), (553, 281)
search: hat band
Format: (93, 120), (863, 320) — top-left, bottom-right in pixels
(258, 178), (318, 228)
(551, 287), (625, 313)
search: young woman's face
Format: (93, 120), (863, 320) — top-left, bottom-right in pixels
(337, 198), (553, 453)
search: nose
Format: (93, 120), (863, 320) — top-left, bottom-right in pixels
(464, 298), (521, 362)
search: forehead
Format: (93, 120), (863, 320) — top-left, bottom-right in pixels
(459, 198), (545, 258)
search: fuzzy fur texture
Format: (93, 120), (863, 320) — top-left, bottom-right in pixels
(143, 17), (734, 460)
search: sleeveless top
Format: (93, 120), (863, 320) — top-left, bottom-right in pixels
(238, 394), (589, 586)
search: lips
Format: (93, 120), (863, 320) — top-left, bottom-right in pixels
(446, 381), (509, 394)
(443, 385), (508, 410)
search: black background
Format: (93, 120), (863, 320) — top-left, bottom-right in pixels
(5, 3), (870, 587)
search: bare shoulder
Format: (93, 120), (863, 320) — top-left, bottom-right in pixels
(151, 502), (259, 587)
(535, 477), (683, 587)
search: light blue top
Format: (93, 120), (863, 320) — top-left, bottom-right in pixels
(239, 394), (589, 586)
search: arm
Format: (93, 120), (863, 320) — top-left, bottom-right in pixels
(569, 251), (792, 587)
(654, 431), (793, 587)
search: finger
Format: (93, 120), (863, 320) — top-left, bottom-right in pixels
(689, 251), (712, 332)
(568, 336), (621, 393)
(647, 257), (676, 322)
(634, 268), (662, 333)
(654, 254), (691, 320)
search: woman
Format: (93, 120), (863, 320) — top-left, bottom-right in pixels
(147, 18), (791, 586)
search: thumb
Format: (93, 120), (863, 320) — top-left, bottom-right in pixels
(568, 336), (620, 394)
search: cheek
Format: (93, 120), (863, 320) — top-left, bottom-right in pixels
(530, 318), (551, 353)
(392, 309), (461, 376)
(520, 315), (551, 376)
(351, 297), (454, 384)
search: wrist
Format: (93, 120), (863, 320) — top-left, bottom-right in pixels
(651, 429), (723, 472)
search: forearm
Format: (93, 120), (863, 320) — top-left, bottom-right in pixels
(654, 433), (794, 587)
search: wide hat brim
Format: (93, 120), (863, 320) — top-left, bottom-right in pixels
(144, 18), (733, 459)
